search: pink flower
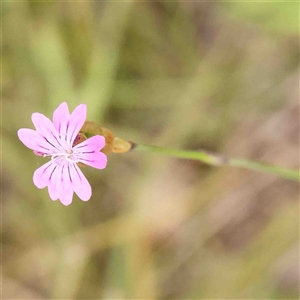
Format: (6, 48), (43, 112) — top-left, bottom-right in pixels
(17, 102), (107, 206)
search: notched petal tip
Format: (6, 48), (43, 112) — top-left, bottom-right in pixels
(89, 135), (106, 151)
(31, 112), (42, 119)
(55, 102), (69, 114)
(53, 102), (70, 132)
(17, 128), (29, 139)
(81, 151), (108, 170)
(58, 186), (74, 206)
(66, 104), (88, 146)
(18, 128), (44, 152)
(70, 164), (92, 201)
(73, 135), (106, 152)
(75, 103), (87, 114)
(70, 104), (87, 122)
(33, 160), (57, 189)
(17, 128), (25, 141)
(60, 200), (72, 206)
(97, 152), (108, 169)
(97, 136), (106, 150)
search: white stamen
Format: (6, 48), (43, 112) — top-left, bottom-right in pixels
(49, 150), (80, 163)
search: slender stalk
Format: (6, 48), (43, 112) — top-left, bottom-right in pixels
(133, 144), (226, 166)
(229, 158), (299, 182)
(132, 144), (300, 182)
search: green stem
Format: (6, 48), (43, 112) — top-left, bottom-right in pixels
(229, 158), (299, 182)
(133, 144), (300, 182)
(133, 144), (225, 166)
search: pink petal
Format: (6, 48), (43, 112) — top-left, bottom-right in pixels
(73, 135), (106, 152)
(76, 151), (107, 170)
(18, 128), (57, 154)
(73, 135), (107, 169)
(57, 162), (74, 206)
(33, 160), (58, 189)
(53, 103), (70, 149)
(53, 102), (70, 133)
(31, 113), (62, 150)
(48, 181), (59, 201)
(59, 185), (73, 206)
(66, 104), (87, 147)
(47, 158), (66, 201)
(69, 163), (92, 201)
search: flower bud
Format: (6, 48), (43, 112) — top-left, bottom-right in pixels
(112, 137), (132, 153)
(80, 121), (114, 155)
(80, 121), (132, 155)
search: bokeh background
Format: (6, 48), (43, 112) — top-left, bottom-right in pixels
(2, 1), (299, 299)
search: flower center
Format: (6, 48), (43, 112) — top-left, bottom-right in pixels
(46, 149), (80, 163)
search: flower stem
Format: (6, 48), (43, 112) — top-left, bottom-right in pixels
(228, 158), (299, 182)
(133, 144), (226, 166)
(132, 143), (300, 182)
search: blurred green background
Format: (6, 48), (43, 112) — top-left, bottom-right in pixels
(2, 1), (299, 299)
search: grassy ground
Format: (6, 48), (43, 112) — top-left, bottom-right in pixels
(2, 1), (299, 299)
